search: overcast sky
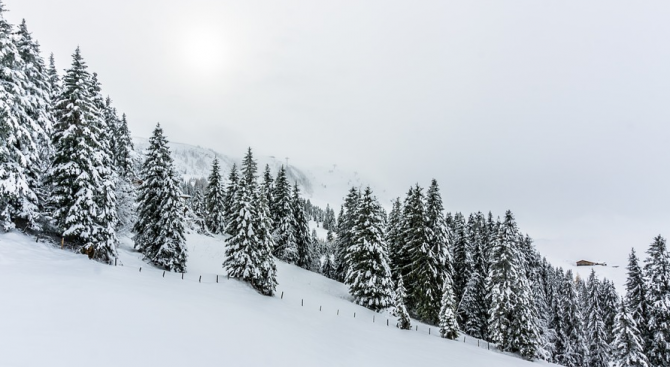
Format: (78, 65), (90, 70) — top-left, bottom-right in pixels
(10, 0), (670, 268)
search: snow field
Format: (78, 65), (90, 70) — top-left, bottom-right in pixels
(0, 231), (553, 367)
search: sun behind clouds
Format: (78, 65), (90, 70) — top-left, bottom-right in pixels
(179, 24), (229, 75)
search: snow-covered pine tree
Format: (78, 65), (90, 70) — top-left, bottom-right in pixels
(321, 253), (337, 279)
(585, 270), (610, 367)
(458, 213), (480, 326)
(86, 72), (118, 262)
(600, 278), (619, 345)
(292, 182), (313, 269)
(49, 48), (117, 263)
(540, 259), (558, 359)
(393, 276), (412, 330)
(425, 179), (453, 290)
(519, 233), (551, 361)
(15, 19), (52, 219)
(451, 212), (471, 305)
(625, 248), (650, 354)
(262, 164), (274, 218)
(334, 187), (359, 282)
(487, 210), (539, 360)
(344, 186), (394, 312)
(438, 277), (459, 340)
(612, 298), (650, 367)
(253, 174), (278, 295)
(0, 9), (47, 231)
(133, 123), (187, 272)
(110, 111), (136, 233)
(403, 184), (442, 323)
(323, 204), (336, 231)
(223, 163), (239, 234)
(553, 269), (588, 367)
(204, 157), (226, 234)
(460, 223), (488, 340)
(271, 166), (297, 262)
(386, 197), (403, 281)
(644, 235), (670, 367)
(223, 148), (277, 295)
(47, 53), (60, 104)
(112, 113), (134, 175)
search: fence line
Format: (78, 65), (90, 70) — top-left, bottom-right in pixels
(111, 262), (499, 353)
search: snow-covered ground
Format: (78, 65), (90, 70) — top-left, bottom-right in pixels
(0, 231), (554, 367)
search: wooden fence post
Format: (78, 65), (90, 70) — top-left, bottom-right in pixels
(281, 291), (284, 299)
(302, 299), (304, 306)
(61, 237), (64, 249)
(182, 273), (184, 280)
(354, 312), (356, 318)
(163, 271), (165, 277)
(216, 275), (218, 283)
(139, 267), (142, 272)
(199, 276), (202, 283)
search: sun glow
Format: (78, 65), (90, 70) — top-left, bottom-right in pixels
(180, 25), (229, 75)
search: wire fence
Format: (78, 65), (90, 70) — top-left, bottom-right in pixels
(111, 261), (499, 353)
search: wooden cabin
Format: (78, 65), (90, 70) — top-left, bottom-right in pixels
(576, 260), (606, 266)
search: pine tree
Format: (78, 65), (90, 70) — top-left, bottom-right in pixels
(345, 186), (394, 311)
(334, 187), (359, 282)
(271, 166), (297, 262)
(102, 98), (135, 233)
(460, 226), (489, 339)
(438, 277), (459, 340)
(586, 270), (610, 367)
(600, 278), (619, 345)
(393, 276), (412, 330)
(626, 248), (650, 354)
(487, 210), (539, 360)
(0, 9), (47, 230)
(223, 148), (277, 295)
(223, 163), (239, 234)
(15, 19), (52, 214)
(133, 123), (187, 272)
(553, 269), (588, 367)
(204, 157), (226, 234)
(49, 48), (117, 263)
(292, 182), (313, 269)
(644, 235), (670, 367)
(612, 298), (650, 367)
(262, 164), (274, 218)
(112, 113), (134, 177)
(386, 197), (403, 280)
(321, 253), (337, 279)
(451, 212), (470, 304)
(425, 179), (453, 288)
(403, 184), (442, 323)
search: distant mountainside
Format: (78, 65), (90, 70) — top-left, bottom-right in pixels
(133, 137), (392, 209)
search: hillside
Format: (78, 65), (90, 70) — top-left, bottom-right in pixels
(133, 137), (628, 291)
(0, 231), (555, 367)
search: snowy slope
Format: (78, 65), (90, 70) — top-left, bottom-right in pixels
(0, 231), (555, 367)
